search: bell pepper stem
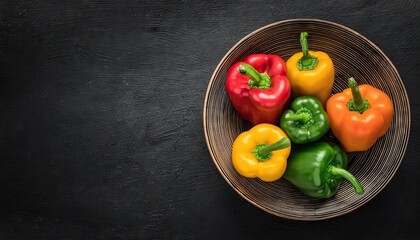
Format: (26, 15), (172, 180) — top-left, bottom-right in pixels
(349, 77), (363, 105)
(298, 32), (318, 71)
(253, 138), (291, 162)
(284, 112), (311, 123)
(347, 77), (370, 114)
(330, 166), (364, 195)
(239, 63), (271, 89)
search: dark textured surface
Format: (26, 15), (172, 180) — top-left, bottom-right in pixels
(0, 0), (418, 239)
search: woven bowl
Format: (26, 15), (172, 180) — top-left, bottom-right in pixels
(203, 19), (410, 220)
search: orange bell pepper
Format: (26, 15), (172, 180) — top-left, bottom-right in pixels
(326, 77), (394, 152)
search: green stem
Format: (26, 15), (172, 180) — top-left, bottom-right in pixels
(239, 63), (271, 89)
(301, 32), (310, 57)
(348, 77), (363, 106)
(347, 77), (370, 114)
(253, 138), (290, 162)
(330, 166), (364, 194)
(284, 112), (311, 123)
(297, 32), (318, 71)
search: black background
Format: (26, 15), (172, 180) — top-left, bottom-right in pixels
(0, 0), (419, 239)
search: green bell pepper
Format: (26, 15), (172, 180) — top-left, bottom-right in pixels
(279, 96), (329, 144)
(283, 141), (364, 198)
(280, 96), (330, 144)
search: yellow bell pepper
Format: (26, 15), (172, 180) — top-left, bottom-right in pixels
(286, 32), (335, 106)
(232, 124), (291, 182)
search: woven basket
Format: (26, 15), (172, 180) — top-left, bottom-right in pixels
(203, 19), (410, 220)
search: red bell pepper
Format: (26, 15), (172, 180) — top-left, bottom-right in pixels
(226, 54), (291, 125)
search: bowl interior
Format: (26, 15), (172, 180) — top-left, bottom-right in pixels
(203, 19), (410, 220)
